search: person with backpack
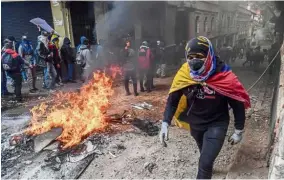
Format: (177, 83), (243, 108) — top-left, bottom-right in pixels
(76, 36), (92, 83)
(61, 37), (76, 83)
(18, 35), (38, 93)
(137, 41), (153, 93)
(120, 40), (138, 96)
(36, 31), (57, 91)
(1, 38), (32, 102)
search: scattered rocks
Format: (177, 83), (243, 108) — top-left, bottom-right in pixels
(144, 162), (156, 173)
(55, 157), (61, 163)
(24, 160), (33, 165)
(51, 163), (61, 171)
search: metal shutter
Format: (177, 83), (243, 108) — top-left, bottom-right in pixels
(1, 1), (53, 47)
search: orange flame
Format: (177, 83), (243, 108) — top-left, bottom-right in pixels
(25, 65), (122, 149)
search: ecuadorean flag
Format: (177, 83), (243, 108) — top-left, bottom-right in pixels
(169, 54), (250, 130)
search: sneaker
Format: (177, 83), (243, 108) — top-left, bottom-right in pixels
(49, 89), (56, 93)
(59, 82), (64, 86)
(33, 88), (39, 91)
(134, 92), (139, 96)
(3, 92), (13, 96)
(55, 83), (61, 87)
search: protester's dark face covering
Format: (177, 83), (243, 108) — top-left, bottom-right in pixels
(187, 54), (206, 72)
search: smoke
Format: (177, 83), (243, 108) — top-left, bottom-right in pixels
(94, 2), (137, 46)
(85, 1), (163, 78)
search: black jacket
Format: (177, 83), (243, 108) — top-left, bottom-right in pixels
(60, 37), (75, 64)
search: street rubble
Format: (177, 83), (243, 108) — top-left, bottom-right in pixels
(1, 63), (275, 179)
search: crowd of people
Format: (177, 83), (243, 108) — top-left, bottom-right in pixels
(1, 26), (172, 101)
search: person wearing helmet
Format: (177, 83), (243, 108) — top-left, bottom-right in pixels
(18, 35), (38, 93)
(155, 40), (165, 78)
(137, 41), (153, 92)
(159, 36), (250, 179)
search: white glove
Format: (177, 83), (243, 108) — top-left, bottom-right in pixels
(159, 122), (169, 145)
(228, 129), (244, 145)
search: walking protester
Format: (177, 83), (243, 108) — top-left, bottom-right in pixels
(18, 35), (38, 93)
(155, 40), (165, 78)
(61, 37), (76, 83)
(251, 46), (264, 72)
(2, 38), (32, 102)
(159, 36), (250, 179)
(36, 31), (57, 91)
(137, 41), (153, 93)
(120, 40), (138, 96)
(219, 44), (229, 64)
(95, 39), (107, 70)
(76, 36), (92, 83)
(242, 47), (253, 67)
(49, 34), (63, 86)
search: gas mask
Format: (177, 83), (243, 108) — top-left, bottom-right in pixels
(188, 58), (205, 72)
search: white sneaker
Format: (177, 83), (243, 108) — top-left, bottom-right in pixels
(49, 89), (56, 93)
(55, 83), (60, 87)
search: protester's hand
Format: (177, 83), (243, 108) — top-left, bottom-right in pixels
(228, 129), (244, 145)
(159, 122), (169, 146)
(57, 64), (60, 68)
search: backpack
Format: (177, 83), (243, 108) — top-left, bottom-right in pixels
(1, 52), (15, 71)
(21, 41), (34, 55)
(76, 48), (84, 66)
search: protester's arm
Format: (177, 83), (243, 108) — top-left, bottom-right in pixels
(163, 89), (183, 125)
(228, 98), (246, 130)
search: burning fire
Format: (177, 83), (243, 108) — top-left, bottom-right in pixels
(25, 66), (122, 149)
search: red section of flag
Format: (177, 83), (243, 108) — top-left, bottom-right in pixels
(206, 71), (251, 109)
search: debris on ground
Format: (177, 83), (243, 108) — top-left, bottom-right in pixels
(131, 102), (153, 110)
(144, 162), (157, 173)
(33, 128), (62, 153)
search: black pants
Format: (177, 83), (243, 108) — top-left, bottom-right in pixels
(54, 64), (62, 83)
(8, 72), (22, 100)
(139, 69), (151, 92)
(124, 70), (137, 94)
(190, 126), (228, 179)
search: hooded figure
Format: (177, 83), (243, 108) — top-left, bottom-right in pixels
(36, 31), (57, 90)
(61, 37), (76, 83)
(76, 36), (92, 83)
(159, 36), (250, 179)
(49, 34), (62, 86)
(18, 35), (38, 93)
(77, 36), (87, 51)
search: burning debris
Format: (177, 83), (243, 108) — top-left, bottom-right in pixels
(25, 66), (122, 149)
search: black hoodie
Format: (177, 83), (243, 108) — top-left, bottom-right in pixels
(60, 37), (75, 64)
